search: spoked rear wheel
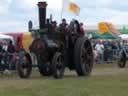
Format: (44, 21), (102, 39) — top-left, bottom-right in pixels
(51, 52), (65, 79)
(74, 37), (93, 76)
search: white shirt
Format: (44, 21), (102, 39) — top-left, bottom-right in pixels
(95, 43), (104, 54)
(3, 45), (8, 51)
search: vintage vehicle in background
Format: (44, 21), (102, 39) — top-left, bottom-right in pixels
(117, 49), (127, 68)
(16, 2), (94, 79)
(117, 40), (128, 68)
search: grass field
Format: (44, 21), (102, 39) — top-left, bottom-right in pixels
(0, 64), (128, 96)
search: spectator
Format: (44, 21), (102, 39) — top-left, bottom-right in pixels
(51, 21), (57, 32)
(4, 40), (16, 71)
(59, 18), (68, 32)
(0, 43), (5, 72)
(0, 43), (4, 52)
(95, 41), (104, 64)
(93, 48), (98, 63)
(80, 23), (85, 36)
(2, 42), (8, 52)
(7, 40), (15, 53)
(107, 41), (113, 63)
(112, 41), (118, 55)
(103, 41), (109, 63)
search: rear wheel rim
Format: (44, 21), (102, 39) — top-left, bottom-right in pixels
(81, 40), (93, 73)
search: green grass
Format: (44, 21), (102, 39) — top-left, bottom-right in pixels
(94, 63), (114, 68)
(0, 64), (128, 96)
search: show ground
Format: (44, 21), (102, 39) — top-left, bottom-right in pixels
(0, 63), (128, 96)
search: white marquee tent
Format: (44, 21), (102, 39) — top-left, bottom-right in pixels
(119, 34), (128, 39)
(0, 34), (14, 44)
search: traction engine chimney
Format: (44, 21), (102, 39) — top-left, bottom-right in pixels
(38, 2), (47, 29)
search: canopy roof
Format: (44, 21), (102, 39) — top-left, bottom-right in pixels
(0, 34), (14, 44)
(101, 32), (119, 39)
(88, 32), (119, 39)
(0, 34), (13, 40)
(119, 34), (128, 39)
(88, 32), (103, 39)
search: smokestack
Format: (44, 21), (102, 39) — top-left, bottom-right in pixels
(38, 2), (47, 29)
(28, 20), (33, 32)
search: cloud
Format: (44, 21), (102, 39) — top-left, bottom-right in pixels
(107, 0), (128, 11)
(9, 0), (37, 13)
(75, 0), (128, 10)
(10, 0), (62, 13)
(109, 13), (128, 24)
(74, 7), (128, 26)
(0, 20), (27, 32)
(74, 0), (112, 9)
(45, 0), (62, 9)
(0, 0), (10, 15)
(0, 0), (128, 32)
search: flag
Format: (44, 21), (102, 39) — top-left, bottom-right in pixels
(62, 0), (80, 15)
(68, 2), (80, 15)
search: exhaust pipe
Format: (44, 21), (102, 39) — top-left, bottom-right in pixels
(37, 2), (47, 29)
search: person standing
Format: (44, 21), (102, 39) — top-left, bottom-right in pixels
(80, 23), (85, 36)
(95, 41), (104, 64)
(7, 40), (15, 53)
(5, 40), (16, 71)
(59, 18), (68, 32)
(0, 43), (5, 72)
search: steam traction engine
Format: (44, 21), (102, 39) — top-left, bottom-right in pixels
(17, 2), (94, 79)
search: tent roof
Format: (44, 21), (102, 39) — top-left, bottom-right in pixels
(88, 32), (103, 39)
(0, 34), (14, 44)
(0, 34), (13, 40)
(101, 32), (118, 39)
(88, 32), (119, 39)
(119, 34), (128, 39)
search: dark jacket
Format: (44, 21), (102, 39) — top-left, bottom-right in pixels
(7, 44), (15, 53)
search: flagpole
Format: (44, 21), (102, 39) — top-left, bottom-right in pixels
(61, 0), (64, 21)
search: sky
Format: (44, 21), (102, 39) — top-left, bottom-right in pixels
(0, 0), (128, 32)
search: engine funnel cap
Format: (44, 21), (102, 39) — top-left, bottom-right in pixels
(38, 2), (47, 8)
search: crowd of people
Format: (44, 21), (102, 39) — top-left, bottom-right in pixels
(0, 39), (22, 73)
(92, 39), (126, 64)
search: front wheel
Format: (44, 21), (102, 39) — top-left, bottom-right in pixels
(51, 52), (65, 79)
(17, 55), (32, 78)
